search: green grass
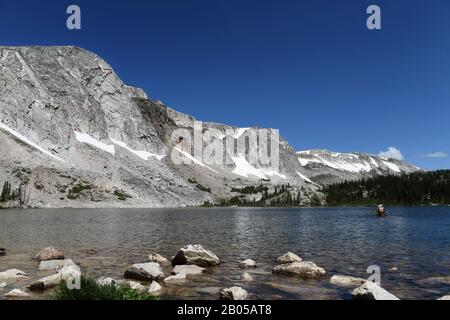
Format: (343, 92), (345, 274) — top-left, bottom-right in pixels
(54, 276), (159, 300)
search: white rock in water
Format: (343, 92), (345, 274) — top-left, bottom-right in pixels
(38, 259), (76, 271)
(172, 244), (220, 267)
(35, 247), (64, 261)
(0, 269), (28, 280)
(272, 261), (326, 279)
(276, 252), (302, 264)
(4, 288), (30, 298)
(0, 282), (7, 288)
(124, 262), (164, 281)
(241, 272), (254, 282)
(29, 265), (81, 291)
(330, 275), (367, 287)
(163, 273), (186, 284)
(149, 253), (169, 264)
(240, 259), (257, 268)
(128, 281), (147, 293)
(148, 281), (162, 294)
(352, 282), (399, 300)
(96, 277), (117, 286)
(389, 266), (399, 272)
(438, 295), (450, 300)
(172, 264), (205, 276)
(220, 286), (248, 300)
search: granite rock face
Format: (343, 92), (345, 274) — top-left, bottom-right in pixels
(0, 46), (420, 208)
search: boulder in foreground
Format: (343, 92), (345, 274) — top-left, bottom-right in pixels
(352, 282), (399, 300)
(272, 261), (326, 279)
(172, 264), (205, 276)
(35, 247), (64, 261)
(172, 245), (220, 267)
(276, 252), (302, 264)
(241, 272), (254, 282)
(219, 286), (248, 300)
(124, 262), (164, 282)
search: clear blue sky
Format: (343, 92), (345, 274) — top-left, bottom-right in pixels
(1, 0), (449, 170)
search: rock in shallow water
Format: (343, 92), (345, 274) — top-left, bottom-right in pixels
(330, 275), (367, 287)
(276, 252), (302, 264)
(272, 261), (326, 279)
(352, 282), (399, 300)
(124, 262), (164, 282)
(172, 264), (205, 276)
(0, 269), (28, 281)
(0, 282), (7, 288)
(164, 273), (186, 284)
(241, 272), (254, 282)
(220, 286), (248, 300)
(4, 288), (30, 298)
(149, 253), (169, 265)
(35, 247), (64, 261)
(128, 281), (147, 293)
(0, 248), (6, 256)
(148, 281), (162, 294)
(29, 265), (81, 291)
(172, 244), (220, 267)
(38, 259), (76, 271)
(240, 259), (257, 268)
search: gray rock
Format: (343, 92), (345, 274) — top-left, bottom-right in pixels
(35, 247), (64, 261)
(438, 295), (450, 300)
(4, 288), (30, 298)
(172, 264), (205, 276)
(0, 269), (28, 281)
(128, 281), (147, 293)
(219, 286), (248, 300)
(240, 259), (257, 268)
(172, 244), (220, 267)
(330, 275), (367, 287)
(272, 261), (326, 279)
(163, 273), (186, 284)
(241, 272), (254, 282)
(276, 252), (302, 264)
(149, 253), (169, 265)
(29, 265), (81, 291)
(148, 281), (162, 294)
(0, 282), (7, 288)
(0, 248), (5, 256)
(352, 282), (399, 300)
(38, 259), (76, 271)
(124, 262), (164, 281)
(96, 277), (117, 286)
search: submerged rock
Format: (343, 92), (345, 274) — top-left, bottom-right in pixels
(389, 266), (399, 272)
(219, 286), (248, 300)
(0, 248), (6, 256)
(38, 259), (76, 271)
(241, 272), (254, 282)
(0, 282), (7, 288)
(330, 275), (367, 287)
(163, 273), (186, 284)
(352, 282), (399, 300)
(35, 247), (64, 261)
(0, 269), (28, 281)
(148, 281), (162, 294)
(172, 245), (220, 267)
(172, 264), (205, 276)
(240, 259), (257, 268)
(272, 261), (326, 279)
(276, 252), (302, 264)
(149, 253), (170, 265)
(4, 288), (30, 298)
(124, 262), (164, 282)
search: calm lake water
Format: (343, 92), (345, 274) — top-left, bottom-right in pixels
(1, 207), (450, 300)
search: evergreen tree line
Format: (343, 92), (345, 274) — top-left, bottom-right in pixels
(324, 170), (450, 206)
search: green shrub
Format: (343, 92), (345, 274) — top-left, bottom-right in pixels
(54, 276), (159, 301)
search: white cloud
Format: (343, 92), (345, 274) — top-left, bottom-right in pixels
(378, 147), (405, 161)
(423, 152), (447, 158)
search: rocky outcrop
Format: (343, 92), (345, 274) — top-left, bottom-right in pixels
(276, 252), (302, 264)
(0, 269), (28, 281)
(35, 247), (64, 261)
(124, 262), (164, 282)
(351, 282), (399, 300)
(172, 265), (205, 276)
(240, 259), (257, 268)
(219, 287), (248, 300)
(330, 275), (367, 287)
(172, 245), (220, 267)
(272, 261), (326, 279)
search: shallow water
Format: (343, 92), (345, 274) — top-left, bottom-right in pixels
(1, 207), (450, 300)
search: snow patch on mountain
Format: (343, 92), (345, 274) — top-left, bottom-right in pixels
(74, 131), (115, 155)
(231, 154), (287, 180)
(111, 138), (165, 161)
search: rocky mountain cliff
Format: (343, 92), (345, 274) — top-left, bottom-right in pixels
(0, 46), (419, 208)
